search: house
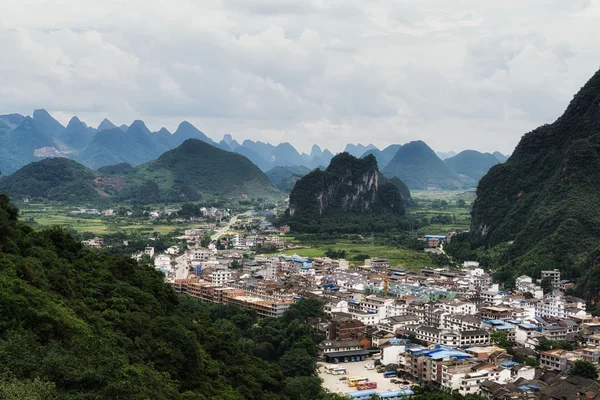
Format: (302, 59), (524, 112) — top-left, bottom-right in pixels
(539, 349), (579, 372)
(279, 225), (290, 233)
(82, 237), (104, 248)
(144, 247), (155, 257)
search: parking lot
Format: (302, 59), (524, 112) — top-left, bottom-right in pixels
(318, 359), (411, 396)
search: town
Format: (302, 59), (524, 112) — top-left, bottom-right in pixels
(129, 221), (600, 400)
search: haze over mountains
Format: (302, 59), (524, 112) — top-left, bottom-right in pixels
(0, 109), (508, 190)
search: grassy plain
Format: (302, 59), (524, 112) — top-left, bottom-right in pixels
(273, 237), (433, 270)
(19, 203), (199, 235)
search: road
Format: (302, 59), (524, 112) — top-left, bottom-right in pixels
(211, 213), (244, 241)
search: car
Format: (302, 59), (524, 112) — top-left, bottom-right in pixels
(364, 364), (374, 370)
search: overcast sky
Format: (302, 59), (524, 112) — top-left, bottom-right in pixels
(2, 0), (599, 154)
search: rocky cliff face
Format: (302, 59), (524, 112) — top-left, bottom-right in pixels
(288, 153), (405, 217)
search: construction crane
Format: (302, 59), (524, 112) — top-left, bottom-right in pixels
(367, 273), (390, 296)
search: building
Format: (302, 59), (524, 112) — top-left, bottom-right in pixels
(318, 340), (370, 363)
(144, 247), (155, 257)
(279, 225), (290, 233)
(207, 270), (233, 285)
(541, 269), (561, 290)
(82, 237), (104, 248)
(324, 314), (366, 341)
(539, 349), (573, 372)
(172, 279), (293, 318)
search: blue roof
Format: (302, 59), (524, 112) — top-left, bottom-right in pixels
(529, 385), (540, 390)
(519, 323), (538, 329)
(346, 390), (377, 398)
(379, 390), (414, 398)
(496, 323), (515, 330)
(484, 320), (504, 326)
(519, 386), (531, 391)
(428, 350), (471, 360)
(389, 338), (411, 344)
(502, 361), (518, 367)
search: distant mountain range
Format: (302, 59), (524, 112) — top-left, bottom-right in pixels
(0, 139), (280, 204)
(0, 109), (509, 190)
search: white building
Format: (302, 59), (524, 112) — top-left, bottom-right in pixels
(208, 270), (233, 285)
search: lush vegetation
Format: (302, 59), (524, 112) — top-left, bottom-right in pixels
(0, 158), (104, 203)
(0, 139), (283, 206)
(97, 162), (135, 175)
(282, 153), (408, 233)
(0, 194), (344, 399)
(467, 67), (600, 301)
(265, 165), (312, 193)
(569, 360), (599, 380)
(124, 139), (281, 201)
(443, 150), (501, 183)
(267, 234), (434, 270)
(382, 141), (465, 190)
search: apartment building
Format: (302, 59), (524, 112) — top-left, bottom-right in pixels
(541, 269), (561, 290)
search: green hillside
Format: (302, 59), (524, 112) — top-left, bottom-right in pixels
(281, 153), (409, 233)
(383, 141), (465, 190)
(468, 67), (600, 301)
(361, 144), (402, 170)
(127, 139), (281, 200)
(0, 158), (103, 203)
(266, 165), (312, 193)
(444, 150), (501, 183)
(0, 194), (342, 399)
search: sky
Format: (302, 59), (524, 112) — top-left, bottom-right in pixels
(1, 0), (600, 154)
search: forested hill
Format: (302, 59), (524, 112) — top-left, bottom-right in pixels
(469, 67), (600, 300)
(127, 138), (281, 199)
(281, 153), (411, 233)
(0, 158), (103, 203)
(0, 194), (342, 399)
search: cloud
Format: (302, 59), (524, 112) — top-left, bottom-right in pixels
(0, 0), (599, 154)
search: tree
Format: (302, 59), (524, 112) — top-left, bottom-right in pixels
(490, 330), (510, 348)
(569, 360), (599, 379)
(230, 259), (241, 269)
(278, 348), (316, 377)
(540, 277), (553, 294)
(456, 198), (466, 208)
(200, 233), (211, 248)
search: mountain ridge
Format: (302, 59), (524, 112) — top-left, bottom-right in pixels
(468, 67), (600, 300)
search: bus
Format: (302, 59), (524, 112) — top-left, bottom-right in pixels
(326, 367), (346, 375)
(347, 376), (368, 387)
(356, 381), (378, 390)
(383, 371), (398, 378)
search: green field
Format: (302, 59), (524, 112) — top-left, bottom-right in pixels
(20, 204), (199, 235)
(272, 238), (433, 270)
